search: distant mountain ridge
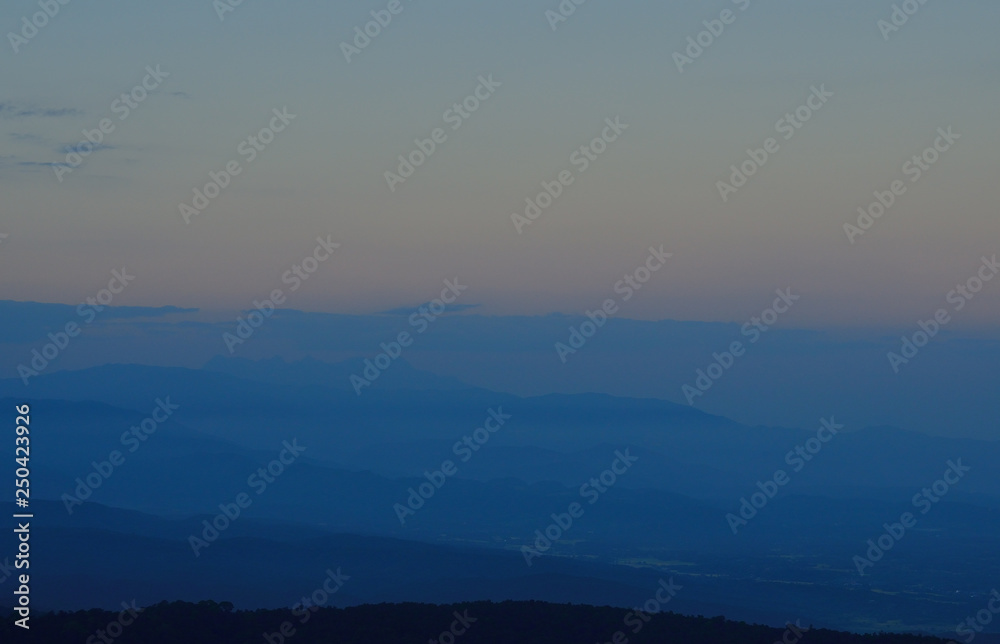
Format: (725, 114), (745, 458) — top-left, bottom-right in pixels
(1, 298), (997, 440)
(1, 361), (998, 635)
(4, 598), (966, 644)
(202, 354), (472, 392)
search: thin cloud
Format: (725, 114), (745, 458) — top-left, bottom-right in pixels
(378, 303), (480, 316)
(17, 161), (62, 167)
(57, 143), (115, 154)
(0, 102), (83, 119)
(9, 133), (48, 144)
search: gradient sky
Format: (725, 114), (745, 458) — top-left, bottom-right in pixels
(2, 0), (998, 327)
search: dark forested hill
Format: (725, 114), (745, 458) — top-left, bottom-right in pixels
(3, 600), (955, 644)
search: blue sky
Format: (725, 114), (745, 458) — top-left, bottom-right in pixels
(2, 0), (998, 327)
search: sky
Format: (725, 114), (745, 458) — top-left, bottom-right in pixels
(2, 0), (998, 327)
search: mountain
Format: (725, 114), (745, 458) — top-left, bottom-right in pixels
(2, 501), (992, 636)
(2, 599), (966, 644)
(1, 360), (999, 635)
(2, 299), (998, 440)
(202, 355), (473, 392)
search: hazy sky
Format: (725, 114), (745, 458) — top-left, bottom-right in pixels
(2, 0), (998, 327)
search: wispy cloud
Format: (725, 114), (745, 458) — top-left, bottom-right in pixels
(0, 102), (83, 119)
(57, 143), (115, 154)
(18, 161), (62, 167)
(9, 133), (48, 144)
(378, 303), (480, 316)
